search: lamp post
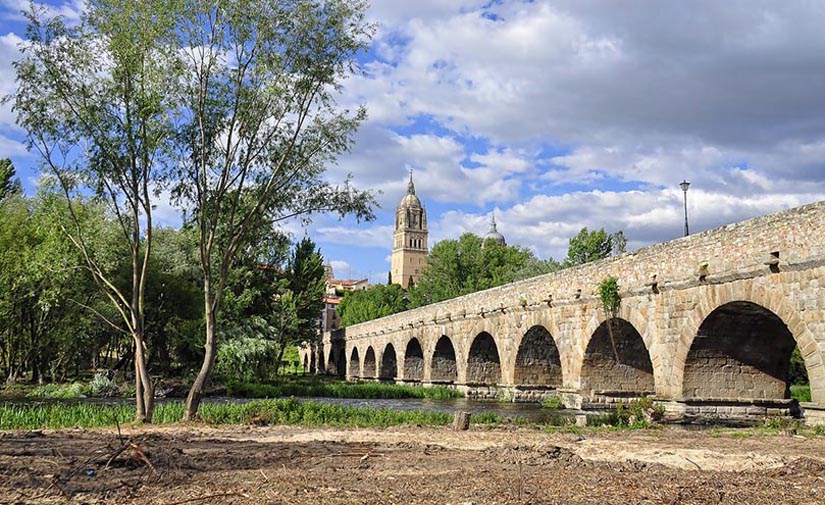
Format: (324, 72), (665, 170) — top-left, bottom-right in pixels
(680, 180), (691, 236)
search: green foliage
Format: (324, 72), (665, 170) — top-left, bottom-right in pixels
(0, 399), (453, 430)
(564, 228), (626, 267)
(789, 346), (809, 386)
(86, 372), (119, 397)
(471, 412), (501, 424)
(28, 383), (88, 399)
(541, 396), (563, 409)
(0, 159), (21, 202)
(598, 276), (622, 361)
(0, 190), (116, 383)
(214, 323), (278, 383)
(598, 277), (621, 315)
(587, 397), (664, 428)
(225, 380), (463, 400)
(338, 284), (409, 327)
(409, 233), (538, 308)
(791, 384), (811, 402)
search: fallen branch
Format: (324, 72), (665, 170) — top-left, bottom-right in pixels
(163, 492), (251, 505)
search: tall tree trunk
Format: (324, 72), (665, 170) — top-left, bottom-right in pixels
(133, 332), (154, 422)
(183, 290), (217, 421)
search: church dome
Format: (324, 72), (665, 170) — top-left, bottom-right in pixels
(399, 171), (422, 208)
(484, 213), (506, 245)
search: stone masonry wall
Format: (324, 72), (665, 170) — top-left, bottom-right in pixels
(327, 200), (825, 408)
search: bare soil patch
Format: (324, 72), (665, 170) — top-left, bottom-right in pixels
(2, 425), (825, 504)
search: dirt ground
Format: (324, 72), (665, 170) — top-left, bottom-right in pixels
(2, 424), (825, 504)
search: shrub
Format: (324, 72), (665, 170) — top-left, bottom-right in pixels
(87, 372), (119, 397)
(588, 397), (664, 428)
(28, 382), (87, 399)
(541, 395), (563, 409)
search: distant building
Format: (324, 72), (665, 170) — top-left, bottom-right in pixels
(483, 212), (507, 247)
(390, 172), (428, 288)
(319, 264), (370, 333)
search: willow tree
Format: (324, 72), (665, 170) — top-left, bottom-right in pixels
(13, 1), (182, 422)
(171, 0), (375, 419)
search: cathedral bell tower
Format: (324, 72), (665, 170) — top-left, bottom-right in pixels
(390, 171), (428, 289)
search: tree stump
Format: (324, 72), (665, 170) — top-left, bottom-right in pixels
(452, 411), (471, 431)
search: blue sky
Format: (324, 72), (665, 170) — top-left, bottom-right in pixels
(2, 1), (825, 283)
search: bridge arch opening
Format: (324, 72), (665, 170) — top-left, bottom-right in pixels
(363, 346), (377, 378)
(404, 338), (424, 381)
(467, 332), (501, 385)
(380, 343), (398, 380)
(514, 325), (563, 387)
(431, 336), (458, 383)
(335, 349), (346, 378)
(581, 318), (654, 395)
(349, 348), (360, 378)
(318, 349), (326, 374)
(683, 301), (797, 400)
(302, 355), (308, 373)
(326, 351), (337, 376)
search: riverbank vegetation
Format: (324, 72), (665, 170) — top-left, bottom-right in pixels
(0, 399), (456, 431)
(226, 380), (463, 400)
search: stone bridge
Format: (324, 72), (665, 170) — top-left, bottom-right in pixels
(301, 201), (825, 423)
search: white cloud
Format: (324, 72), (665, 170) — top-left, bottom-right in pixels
(314, 223), (394, 249)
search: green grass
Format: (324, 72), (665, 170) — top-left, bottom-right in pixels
(540, 396), (563, 409)
(225, 380), (463, 400)
(28, 382), (88, 399)
(0, 399), (454, 431)
(791, 384), (811, 402)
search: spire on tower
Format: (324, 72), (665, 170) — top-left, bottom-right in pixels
(407, 168), (415, 195)
(489, 211), (497, 232)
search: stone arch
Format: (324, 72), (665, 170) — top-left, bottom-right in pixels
(513, 325), (563, 387)
(318, 349), (326, 374)
(403, 338), (424, 381)
(674, 282), (824, 403)
(380, 343), (398, 380)
(431, 335), (458, 383)
(363, 346), (377, 379)
(349, 348), (360, 378)
(467, 332), (502, 385)
(682, 301), (797, 400)
(580, 318), (654, 395)
(302, 354), (308, 373)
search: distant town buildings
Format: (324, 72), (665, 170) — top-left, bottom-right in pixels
(319, 263), (370, 333)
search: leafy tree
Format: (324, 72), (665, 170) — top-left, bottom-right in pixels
(508, 257), (562, 282)
(169, 0), (376, 419)
(0, 159), (21, 202)
(142, 227), (204, 374)
(14, 1), (183, 422)
(409, 233), (536, 307)
(563, 228), (626, 267)
(279, 238), (326, 364)
(0, 190), (115, 383)
(338, 284), (408, 327)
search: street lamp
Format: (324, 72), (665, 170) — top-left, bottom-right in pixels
(680, 180), (691, 236)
